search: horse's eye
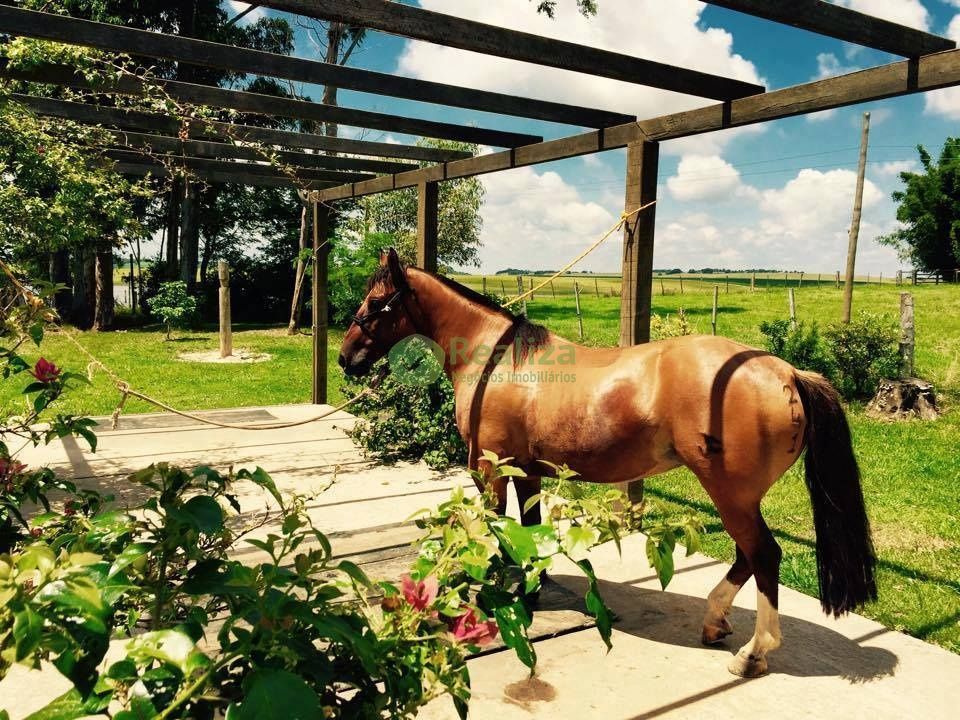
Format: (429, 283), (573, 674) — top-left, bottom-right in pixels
(367, 298), (385, 311)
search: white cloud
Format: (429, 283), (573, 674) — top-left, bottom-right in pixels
(226, 2), (265, 25)
(874, 159), (917, 177)
(476, 166), (620, 273)
(923, 14), (960, 118)
(759, 168), (882, 237)
(830, 0), (930, 30)
(399, 0), (764, 155)
(667, 154), (752, 202)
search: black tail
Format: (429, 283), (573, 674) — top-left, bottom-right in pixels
(794, 370), (877, 617)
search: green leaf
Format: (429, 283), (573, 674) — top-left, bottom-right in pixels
(527, 524), (559, 557)
(645, 533), (676, 590)
(238, 669), (323, 720)
(562, 525), (599, 561)
(179, 495), (224, 534)
(491, 518), (538, 565)
(238, 467), (283, 509)
(13, 606), (42, 662)
(108, 542), (152, 578)
(494, 601), (536, 671)
(23, 689), (84, 720)
(576, 559), (613, 651)
(336, 560), (373, 589)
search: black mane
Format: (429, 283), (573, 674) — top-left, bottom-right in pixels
(367, 263), (550, 358)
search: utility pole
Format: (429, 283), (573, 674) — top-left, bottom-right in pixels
(843, 111), (870, 323)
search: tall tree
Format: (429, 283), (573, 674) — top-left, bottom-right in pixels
(878, 137), (960, 277)
(359, 141), (485, 270)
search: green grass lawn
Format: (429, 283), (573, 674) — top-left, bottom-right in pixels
(4, 279), (958, 653)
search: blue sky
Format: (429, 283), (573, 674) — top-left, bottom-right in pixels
(229, 0), (960, 274)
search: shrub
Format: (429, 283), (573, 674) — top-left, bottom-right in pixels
(148, 281), (198, 339)
(651, 308), (692, 339)
(330, 231), (398, 324)
(343, 360), (467, 470)
(823, 312), (900, 399)
(759, 319), (834, 378)
(759, 312), (899, 400)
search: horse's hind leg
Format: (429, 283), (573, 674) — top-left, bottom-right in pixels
(717, 505), (783, 678)
(702, 545), (752, 645)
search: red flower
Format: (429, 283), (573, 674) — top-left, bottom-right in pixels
(401, 574), (438, 611)
(449, 608), (498, 646)
(30, 358), (61, 384)
(64, 501), (77, 516)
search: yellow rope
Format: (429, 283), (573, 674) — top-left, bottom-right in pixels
(502, 200), (656, 308)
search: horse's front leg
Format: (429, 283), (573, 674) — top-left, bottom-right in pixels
(515, 476), (543, 527)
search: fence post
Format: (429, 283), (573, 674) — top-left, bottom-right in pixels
(912, 269), (917, 285)
(679, 276), (684, 294)
(529, 276), (535, 300)
(660, 277), (666, 295)
(218, 260), (232, 358)
(594, 277), (600, 298)
(788, 287), (797, 330)
(836, 270), (841, 289)
(798, 271), (804, 288)
(879, 272), (883, 287)
(900, 292), (915, 378)
(784, 271), (788, 287)
(751, 272), (756, 292)
(481, 276), (487, 295)
(500, 277), (507, 295)
(725, 273), (730, 293)
(550, 279), (556, 298)
(817, 273), (821, 287)
(516, 275), (527, 316)
(574, 280), (584, 341)
(711, 285), (719, 336)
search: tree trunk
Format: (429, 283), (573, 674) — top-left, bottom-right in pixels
(179, 180), (200, 292)
(93, 242), (114, 331)
(287, 195), (311, 335)
(49, 249), (72, 320)
(70, 249), (95, 330)
(165, 177), (182, 279)
(323, 23), (343, 140)
(866, 378), (939, 420)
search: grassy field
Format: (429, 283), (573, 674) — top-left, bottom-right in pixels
(3, 279), (958, 653)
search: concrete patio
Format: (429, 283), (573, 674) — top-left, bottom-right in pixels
(3, 404), (958, 719)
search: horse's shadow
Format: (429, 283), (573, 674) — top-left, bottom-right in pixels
(550, 573), (899, 684)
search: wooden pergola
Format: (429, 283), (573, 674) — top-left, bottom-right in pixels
(2, 1), (959, 404)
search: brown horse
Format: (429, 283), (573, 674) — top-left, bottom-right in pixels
(339, 249), (876, 677)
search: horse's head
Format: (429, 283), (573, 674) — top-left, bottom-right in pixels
(338, 248), (419, 377)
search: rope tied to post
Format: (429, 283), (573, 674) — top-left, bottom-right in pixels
(502, 199), (656, 308)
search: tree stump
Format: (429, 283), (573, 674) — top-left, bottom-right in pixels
(866, 378), (939, 421)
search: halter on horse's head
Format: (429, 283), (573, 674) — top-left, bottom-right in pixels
(339, 248), (421, 376)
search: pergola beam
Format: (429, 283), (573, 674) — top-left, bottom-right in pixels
(261, 0), (765, 101)
(315, 47), (960, 201)
(105, 149), (375, 183)
(11, 95), (472, 162)
(0, 5), (631, 128)
(106, 130), (415, 174)
(702, 0), (955, 58)
(0, 60), (541, 148)
(114, 162), (338, 190)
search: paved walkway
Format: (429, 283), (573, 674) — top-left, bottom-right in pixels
(4, 404), (959, 719)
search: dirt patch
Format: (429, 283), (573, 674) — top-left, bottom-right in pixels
(176, 348), (271, 364)
(872, 523), (956, 553)
(503, 676), (557, 710)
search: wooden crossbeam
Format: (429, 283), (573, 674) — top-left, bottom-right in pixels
(315, 47), (960, 200)
(10, 95), (472, 162)
(104, 149), (375, 183)
(105, 130), (415, 174)
(113, 161), (338, 190)
(702, 0), (955, 58)
(0, 4), (632, 128)
(0, 63), (540, 149)
(260, 0), (765, 101)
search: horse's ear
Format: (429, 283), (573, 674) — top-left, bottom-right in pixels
(384, 247), (408, 289)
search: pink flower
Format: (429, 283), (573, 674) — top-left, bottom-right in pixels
(0, 457), (26, 482)
(30, 358), (61, 384)
(449, 608), (499, 647)
(401, 574), (438, 611)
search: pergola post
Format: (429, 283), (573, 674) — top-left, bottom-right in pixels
(417, 180), (439, 272)
(616, 140), (659, 507)
(619, 140), (659, 346)
(311, 201), (331, 405)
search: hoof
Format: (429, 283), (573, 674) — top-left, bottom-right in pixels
(701, 617), (733, 645)
(727, 651), (768, 678)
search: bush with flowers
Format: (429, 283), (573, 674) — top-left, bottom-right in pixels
(1, 269), (699, 719)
